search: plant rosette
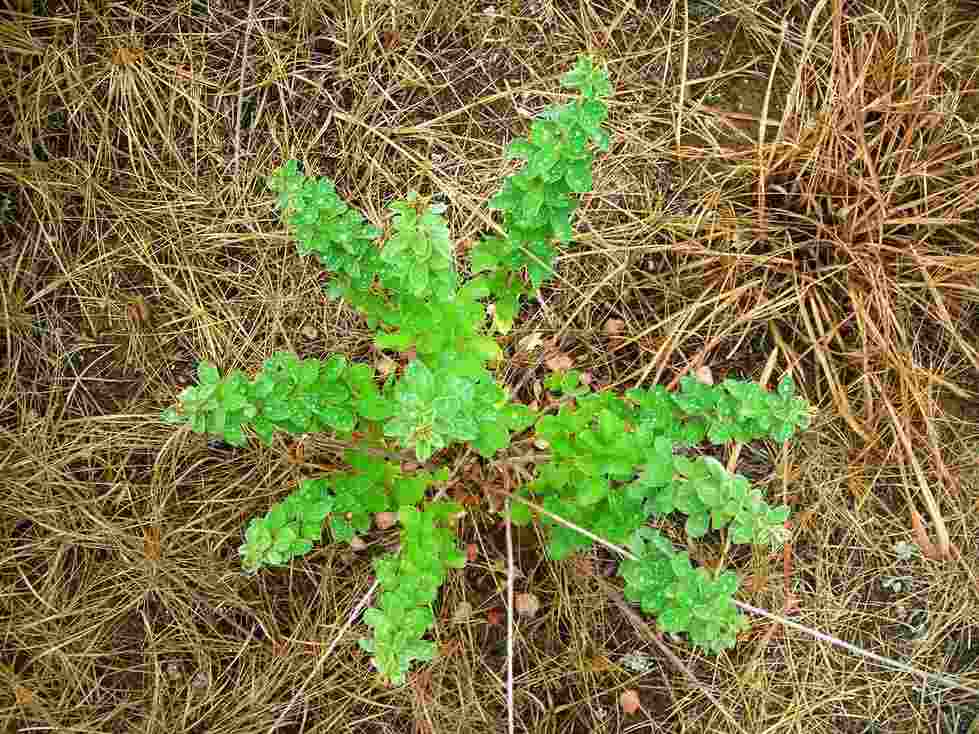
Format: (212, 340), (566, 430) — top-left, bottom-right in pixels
(162, 55), (812, 685)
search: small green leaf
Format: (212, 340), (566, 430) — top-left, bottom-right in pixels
(357, 396), (394, 422)
(471, 335), (503, 364)
(576, 477), (608, 506)
(246, 522), (272, 551)
(493, 293), (519, 334)
(777, 374), (795, 398)
(506, 139), (534, 160)
(509, 501), (533, 526)
(473, 421), (509, 457)
(415, 438), (435, 462)
(503, 403), (536, 432)
(224, 422), (245, 447)
(161, 407), (184, 425)
(394, 476), (427, 506)
(565, 160), (592, 193)
(685, 512), (709, 538)
(643, 437), (674, 486)
(693, 477), (722, 506)
(198, 362), (220, 384)
(299, 359), (319, 385)
(375, 331), (414, 352)
(402, 360), (436, 400)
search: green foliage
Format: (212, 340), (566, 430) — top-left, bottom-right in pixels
(371, 279), (497, 363)
(620, 528), (750, 653)
(266, 160), (382, 293)
(359, 502), (466, 685)
(162, 351), (532, 464)
(472, 55), (613, 320)
(519, 370), (802, 649)
(240, 477), (334, 573)
(162, 55), (813, 684)
(670, 373), (812, 444)
(384, 356), (533, 462)
(240, 453), (449, 574)
(379, 193), (456, 302)
(639, 455), (791, 544)
(528, 384), (652, 558)
(162, 352), (386, 447)
(527, 373), (799, 553)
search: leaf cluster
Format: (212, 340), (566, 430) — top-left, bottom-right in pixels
(359, 502), (466, 685)
(371, 280), (496, 364)
(267, 168), (497, 364)
(163, 349), (535, 466)
(639, 455), (790, 545)
(385, 358), (534, 462)
(471, 56), (612, 301)
(522, 379), (650, 558)
(240, 452), (447, 573)
(267, 160), (382, 292)
(162, 352), (386, 446)
(378, 193), (456, 302)
(508, 370), (800, 649)
(329, 452), (449, 541)
(161, 361), (257, 446)
(519, 371), (797, 558)
(240, 477), (334, 573)
(619, 528), (749, 653)
(670, 374), (812, 443)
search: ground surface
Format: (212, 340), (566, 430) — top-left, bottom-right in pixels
(2, 0), (979, 732)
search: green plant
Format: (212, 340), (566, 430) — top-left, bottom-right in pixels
(162, 56), (812, 685)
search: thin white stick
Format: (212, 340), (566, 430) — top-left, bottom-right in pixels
(496, 487), (979, 698)
(505, 498), (516, 734)
(267, 579), (380, 734)
(736, 601), (979, 696)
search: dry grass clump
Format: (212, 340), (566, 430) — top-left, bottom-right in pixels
(676, 2), (979, 558)
(2, 0), (979, 732)
(621, 2), (979, 730)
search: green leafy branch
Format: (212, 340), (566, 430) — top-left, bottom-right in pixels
(240, 452), (449, 573)
(163, 352), (534, 464)
(668, 373), (812, 444)
(162, 352), (386, 447)
(509, 369), (806, 650)
(266, 160), (382, 294)
(359, 502), (466, 685)
(468, 57), (613, 333)
(619, 528), (749, 653)
(518, 369), (806, 551)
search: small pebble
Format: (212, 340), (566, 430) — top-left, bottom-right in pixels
(515, 592), (540, 618)
(376, 356), (397, 376)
